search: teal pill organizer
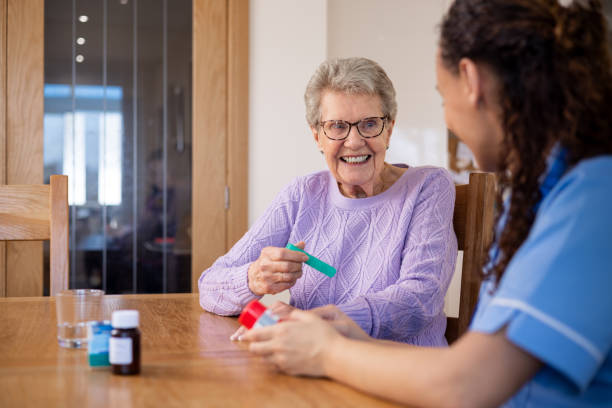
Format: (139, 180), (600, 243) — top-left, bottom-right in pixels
(88, 321), (113, 367)
(286, 243), (336, 278)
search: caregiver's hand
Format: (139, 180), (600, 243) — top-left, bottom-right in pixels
(230, 301), (296, 341)
(310, 305), (371, 341)
(242, 309), (341, 377)
(248, 241), (308, 296)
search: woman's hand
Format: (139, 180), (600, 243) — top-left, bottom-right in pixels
(248, 242), (309, 296)
(310, 305), (371, 341)
(230, 301), (296, 341)
(241, 309), (342, 377)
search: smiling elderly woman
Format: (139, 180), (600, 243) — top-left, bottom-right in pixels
(198, 57), (457, 346)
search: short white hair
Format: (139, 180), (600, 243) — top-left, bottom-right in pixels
(304, 57), (397, 127)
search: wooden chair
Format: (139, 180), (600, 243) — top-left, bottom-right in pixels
(0, 175), (69, 296)
(445, 172), (496, 344)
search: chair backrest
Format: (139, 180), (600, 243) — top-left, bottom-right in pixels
(445, 172), (496, 344)
(0, 175), (69, 296)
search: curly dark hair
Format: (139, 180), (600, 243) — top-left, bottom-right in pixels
(439, 0), (612, 284)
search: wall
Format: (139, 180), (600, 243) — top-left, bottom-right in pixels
(249, 0), (460, 313)
(327, 0), (449, 169)
(248, 0), (328, 224)
(249, 0), (450, 225)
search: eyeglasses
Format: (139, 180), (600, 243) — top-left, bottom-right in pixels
(319, 116), (388, 141)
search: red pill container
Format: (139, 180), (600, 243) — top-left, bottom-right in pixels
(239, 300), (280, 329)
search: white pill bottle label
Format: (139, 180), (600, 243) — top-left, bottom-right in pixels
(109, 337), (133, 365)
(253, 311), (279, 328)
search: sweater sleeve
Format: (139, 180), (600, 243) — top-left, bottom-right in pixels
(198, 179), (302, 315)
(337, 169), (457, 341)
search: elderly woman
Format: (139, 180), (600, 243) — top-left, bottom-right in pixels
(198, 57), (457, 346)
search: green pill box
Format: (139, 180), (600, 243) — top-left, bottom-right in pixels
(286, 243), (336, 278)
(88, 321), (113, 367)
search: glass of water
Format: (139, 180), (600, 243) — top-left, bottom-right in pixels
(56, 289), (105, 348)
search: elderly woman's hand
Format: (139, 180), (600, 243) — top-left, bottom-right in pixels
(230, 301), (296, 341)
(248, 242), (309, 296)
(310, 305), (371, 341)
(242, 309), (342, 377)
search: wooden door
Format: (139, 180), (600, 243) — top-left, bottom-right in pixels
(192, 0), (249, 292)
(0, 0), (248, 296)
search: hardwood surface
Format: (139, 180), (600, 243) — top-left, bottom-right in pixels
(445, 172), (496, 344)
(2, 0), (250, 295)
(0, 184), (50, 239)
(0, 0), (6, 297)
(4, 0), (44, 297)
(0, 294), (399, 407)
(49, 175), (69, 296)
(226, 0), (249, 251)
(0, 176), (69, 296)
(193, 0), (251, 291)
(192, 0), (228, 292)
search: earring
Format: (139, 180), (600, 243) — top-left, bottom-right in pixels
(386, 145), (389, 150)
(320, 150), (324, 154)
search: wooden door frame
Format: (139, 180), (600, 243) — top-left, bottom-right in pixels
(0, 0), (6, 297)
(192, 0), (249, 292)
(0, 0), (249, 296)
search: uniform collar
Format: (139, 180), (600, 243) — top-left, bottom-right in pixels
(536, 144), (568, 211)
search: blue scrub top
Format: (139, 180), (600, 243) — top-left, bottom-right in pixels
(470, 155), (612, 407)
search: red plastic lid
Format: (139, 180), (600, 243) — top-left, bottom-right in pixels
(238, 299), (267, 329)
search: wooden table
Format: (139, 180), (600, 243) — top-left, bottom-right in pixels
(0, 294), (399, 407)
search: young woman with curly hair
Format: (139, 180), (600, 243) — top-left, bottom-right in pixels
(241, 1), (612, 406)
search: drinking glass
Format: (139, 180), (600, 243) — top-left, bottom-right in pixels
(56, 289), (105, 348)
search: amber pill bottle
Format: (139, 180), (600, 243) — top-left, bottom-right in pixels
(109, 310), (141, 375)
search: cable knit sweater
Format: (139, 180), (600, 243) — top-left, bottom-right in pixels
(199, 165), (457, 346)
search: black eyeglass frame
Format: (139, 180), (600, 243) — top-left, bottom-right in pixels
(318, 116), (388, 141)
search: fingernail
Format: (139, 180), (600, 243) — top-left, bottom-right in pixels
(237, 335), (243, 341)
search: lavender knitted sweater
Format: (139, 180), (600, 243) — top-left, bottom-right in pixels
(199, 165), (457, 346)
